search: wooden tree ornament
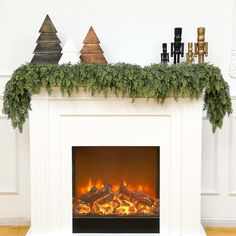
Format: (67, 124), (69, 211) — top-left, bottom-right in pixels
(59, 37), (80, 65)
(80, 26), (107, 64)
(31, 15), (62, 64)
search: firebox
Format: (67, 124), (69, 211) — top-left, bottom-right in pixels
(72, 146), (160, 233)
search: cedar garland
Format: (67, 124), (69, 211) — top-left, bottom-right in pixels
(3, 62), (232, 133)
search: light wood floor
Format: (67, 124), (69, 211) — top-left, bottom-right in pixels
(0, 226), (29, 236)
(205, 227), (236, 236)
(0, 226), (236, 236)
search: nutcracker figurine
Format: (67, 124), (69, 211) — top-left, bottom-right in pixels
(161, 43), (169, 63)
(194, 27), (208, 63)
(171, 27), (184, 64)
(186, 42), (194, 63)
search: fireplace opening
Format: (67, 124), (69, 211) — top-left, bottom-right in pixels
(72, 146), (160, 233)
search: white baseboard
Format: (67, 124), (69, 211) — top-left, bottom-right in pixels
(202, 218), (236, 227)
(0, 218), (30, 226)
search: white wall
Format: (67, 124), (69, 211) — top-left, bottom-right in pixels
(0, 78), (30, 226)
(0, 0), (236, 226)
(201, 99), (236, 227)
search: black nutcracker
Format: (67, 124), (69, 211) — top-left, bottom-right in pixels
(161, 43), (169, 63)
(171, 27), (184, 64)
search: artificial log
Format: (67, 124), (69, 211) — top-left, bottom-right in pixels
(131, 191), (154, 207)
(154, 199), (160, 208)
(98, 193), (115, 204)
(73, 198), (82, 205)
(79, 184), (112, 203)
(151, 206), (160, 215)
(119, 184), (131, 197)
(119, 184), (154, 207)
(73, 199), (90, 215)
(77, 204), (90, 214)
(92, 202), (100, 214)
(112, 199), (121, 208)
(79, 187), (98, 203)
(121, 199), (131, 207)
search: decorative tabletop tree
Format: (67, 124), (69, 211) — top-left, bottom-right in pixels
(31, 15), (62, 64)
(80, 26), (107, 64)
(59, 37), (80, 65)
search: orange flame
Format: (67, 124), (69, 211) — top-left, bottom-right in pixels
(77, 179), (155, 198)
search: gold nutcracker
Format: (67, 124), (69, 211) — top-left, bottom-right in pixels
(194, 27), (208, 63)
(186, 42), (194, 63)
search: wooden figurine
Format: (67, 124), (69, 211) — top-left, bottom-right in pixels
(171, 27), (184, 64)
(161, 43), (169, 63)
(186, 42), (194, 63)
(80, 26), (107, 64)
(59, 37), (80, 65)
(31, 15), (62, 64)
(194, 27), (208, 63)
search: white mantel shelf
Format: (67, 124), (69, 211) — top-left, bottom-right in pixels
(27, 89), (206, 236)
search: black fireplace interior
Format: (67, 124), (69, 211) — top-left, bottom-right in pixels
(72, 146), (160, 233)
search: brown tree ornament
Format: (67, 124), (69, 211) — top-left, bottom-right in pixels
(31, 15), (62, 64)
(80, 26), (107, 64)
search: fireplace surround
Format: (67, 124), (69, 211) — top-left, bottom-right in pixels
(27, 88), (205, 236)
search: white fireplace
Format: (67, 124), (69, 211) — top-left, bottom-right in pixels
(27, 88), (205, 236)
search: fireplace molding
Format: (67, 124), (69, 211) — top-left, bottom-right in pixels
(27, 89), (205, 236)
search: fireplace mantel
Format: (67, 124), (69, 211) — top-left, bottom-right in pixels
(27, 89), (206, 236)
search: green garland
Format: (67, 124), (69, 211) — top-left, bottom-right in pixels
(2, 62), (232, 132)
